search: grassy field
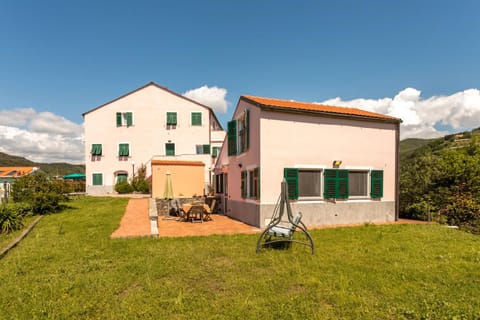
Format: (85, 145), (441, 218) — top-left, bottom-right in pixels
(1, 197), (480, 319)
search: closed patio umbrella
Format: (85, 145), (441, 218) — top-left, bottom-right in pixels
(163, 171), (174, 200)
(162, 171), (175, 220)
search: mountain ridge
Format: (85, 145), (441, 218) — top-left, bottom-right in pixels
(0, 152), (85, 177)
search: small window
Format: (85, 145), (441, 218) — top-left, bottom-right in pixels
(166, 112), (177, 128)
(196, 144), (210, 154)
(349, 171), (368, 197)
(116, 173), (128, 183)
(118, 143), (130, 157)
(241, 171), (247, 198)
(212, 146), (221, 158)
(116, 112), (133, 127)
(91, 144), (102, 156)
(215, 174), (224, 194)
(191, 112), (202, 126)
(249, 168), (260, 199)
(166, 143), (175, 156)
(92, 173), (103, 186)
(298, 170), (322, 197)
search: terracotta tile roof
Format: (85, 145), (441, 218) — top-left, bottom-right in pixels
(242, 95), (401, 122)
(0, 167), (38, 178)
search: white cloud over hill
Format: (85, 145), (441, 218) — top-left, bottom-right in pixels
(0, 109), (84, 164)
(321, 88), (480, 140)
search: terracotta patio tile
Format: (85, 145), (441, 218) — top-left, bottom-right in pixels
(111, 198), (432, 239)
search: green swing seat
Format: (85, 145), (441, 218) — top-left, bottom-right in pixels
(256, 180), (314, 254)
(267, 212), (303, 238)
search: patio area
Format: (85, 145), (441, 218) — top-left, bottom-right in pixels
(111, 198), (262, 238)
(111, 198), (431, 239)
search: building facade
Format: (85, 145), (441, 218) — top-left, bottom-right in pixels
(83, 82), (225, 195)
(214, 95), (401, 228)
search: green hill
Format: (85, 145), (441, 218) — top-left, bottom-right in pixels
(399, 137), (438, 160)
(0, 152), (85, 177)
(399, 127), (480, 231)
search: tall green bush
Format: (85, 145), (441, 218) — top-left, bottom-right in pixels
(11, 173), (67, 215)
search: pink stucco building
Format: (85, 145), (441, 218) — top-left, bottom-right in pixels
(83, 82), (225, 195)
(214, 95), (401, 228)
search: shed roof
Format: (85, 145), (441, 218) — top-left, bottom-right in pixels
(241, 95), (401, 123)
(0, 167), (38, 178)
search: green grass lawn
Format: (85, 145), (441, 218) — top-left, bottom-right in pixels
(1, 197), (480, 319)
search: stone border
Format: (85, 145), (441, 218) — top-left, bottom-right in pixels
(0, 215), (43, 259)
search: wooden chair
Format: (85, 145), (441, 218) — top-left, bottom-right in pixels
(156, 198), (169, 216)
(188, 204), (205, 223)
(203, 199), (216, 221)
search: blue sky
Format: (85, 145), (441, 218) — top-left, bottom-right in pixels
(1, 0), (480, 163)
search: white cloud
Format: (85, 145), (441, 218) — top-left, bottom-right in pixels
(0, 109), (84, 164)
(0, 108), (37, 127)
(321, 88), (480, 140)
(183, 85), (229, 113)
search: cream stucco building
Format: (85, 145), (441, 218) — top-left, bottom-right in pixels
(83, 82), (225, 196)
(214, 95), (401, 228)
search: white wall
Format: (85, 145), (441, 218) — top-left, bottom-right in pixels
(84, 84), (224, 194)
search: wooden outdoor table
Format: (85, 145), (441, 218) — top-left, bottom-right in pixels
(181, 203), (210, 223)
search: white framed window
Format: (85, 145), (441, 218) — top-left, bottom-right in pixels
(116, 112), (133, 127)
(348, 170), (369, 198)
(298, 169), (322, 198)
(241, 167), (260, 200)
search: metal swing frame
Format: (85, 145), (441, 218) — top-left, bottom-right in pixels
(256, 180), (315, 254)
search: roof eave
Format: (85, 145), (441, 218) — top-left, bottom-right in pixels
(259, 105), (401, 124)
(241, 96), (401, 124)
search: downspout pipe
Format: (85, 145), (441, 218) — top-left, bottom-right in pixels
(395, 121), (401, 221)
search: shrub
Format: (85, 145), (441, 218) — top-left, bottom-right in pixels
(0, 203), (32, 234)
(131, 163), (150, 194)
(440, 192), (480, 234)
(115, 180), (134, 194)
(11, 173), (67, 215)
(132, 179), (150, 193)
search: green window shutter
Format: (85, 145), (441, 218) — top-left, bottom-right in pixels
(337, 169), (349, 199)
(116, 112), (122, 126)
(241, 171), (247, 198)
(255, 167), (260, 200)
(126, 112), (133, 126)
(283, 168), (299, 200)
(324, 169), (337, 199)
(370, 170), (384, 198)
(119, 143), (129, 156)
(91, 144), (102, 156)
(212, 147), (220, 157)
(167, 112), (177, 125)
(117, 173), (128, 183)
(92, 173), (103, 186)
(324, 169), (349, 199)
(191, 112), (202, 126)
(245, 109), (250, 150)
(203, 144), (211, 154)
(227, 120), (237, 156)
(166, 143), (175, 156)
